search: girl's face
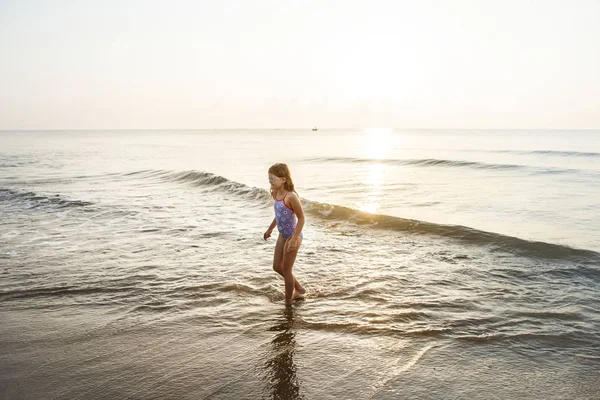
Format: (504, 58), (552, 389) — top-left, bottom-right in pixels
(268, 173), (285, 189)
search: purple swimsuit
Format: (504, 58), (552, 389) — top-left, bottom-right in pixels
(274, 192), (303, 239)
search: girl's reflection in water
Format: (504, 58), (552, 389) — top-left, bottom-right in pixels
(263, 305), (305, 400)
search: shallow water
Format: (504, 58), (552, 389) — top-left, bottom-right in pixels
(1, 129), (599, 399)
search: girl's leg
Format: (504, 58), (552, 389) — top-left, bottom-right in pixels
(272, 235), (285, 274)
(282, 237), (303, 302)
(273, 235), (304, 293)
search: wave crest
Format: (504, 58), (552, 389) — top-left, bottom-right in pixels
(0, 188), (94, 209)
(304, 156), (588, 175)
(154, 170), (271, 201)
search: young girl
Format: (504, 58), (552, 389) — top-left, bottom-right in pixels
(263, 163), (306, 303)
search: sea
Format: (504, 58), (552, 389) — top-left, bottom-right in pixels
(1, 129), (599, 399)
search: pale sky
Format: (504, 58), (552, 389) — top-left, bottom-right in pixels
(1, 0), (598, 129)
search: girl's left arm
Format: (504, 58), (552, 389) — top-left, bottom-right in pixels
(290, 193), (305, 238)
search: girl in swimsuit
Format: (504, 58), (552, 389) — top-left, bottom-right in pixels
(263, 163), (306, 303)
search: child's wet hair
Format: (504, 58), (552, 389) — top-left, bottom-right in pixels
(269, 163), (296, 199)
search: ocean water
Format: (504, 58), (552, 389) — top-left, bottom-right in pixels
(1, 129), (599, 399)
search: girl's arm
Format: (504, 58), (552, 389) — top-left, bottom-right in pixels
(288, 193), (305, 250)
(264, 218), (276, 240)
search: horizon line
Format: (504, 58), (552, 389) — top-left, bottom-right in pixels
(1, 128), (599, 132)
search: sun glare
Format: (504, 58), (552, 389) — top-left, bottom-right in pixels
(364, 128), (391, 160)
(366, 128), (391, 137)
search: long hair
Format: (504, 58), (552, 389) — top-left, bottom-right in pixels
(268, 163), (296, 199)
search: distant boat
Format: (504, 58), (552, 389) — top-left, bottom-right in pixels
(312, 127), (318, 131)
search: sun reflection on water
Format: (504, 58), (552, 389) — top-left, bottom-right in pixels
(358, 162), (385, 214)
(357, 129), (390, 214)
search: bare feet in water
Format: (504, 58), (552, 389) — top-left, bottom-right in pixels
(284, 288), (306, 303)
(292, 288), (306, 300)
